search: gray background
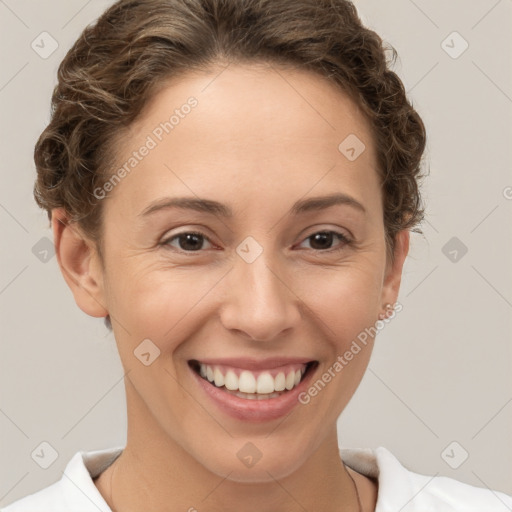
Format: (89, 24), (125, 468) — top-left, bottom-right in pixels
(1, 0), (511, 507)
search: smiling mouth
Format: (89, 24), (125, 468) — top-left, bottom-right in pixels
(188, 360), (318, 400)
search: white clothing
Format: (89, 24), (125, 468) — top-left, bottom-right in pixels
(2, 445), (512, 511)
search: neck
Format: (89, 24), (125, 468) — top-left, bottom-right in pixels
(98, 379), (368, 512)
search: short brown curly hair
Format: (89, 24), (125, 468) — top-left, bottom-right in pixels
(34, 0), (427, 328)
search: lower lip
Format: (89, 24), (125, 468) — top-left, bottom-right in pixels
(190, 364), (317, 422)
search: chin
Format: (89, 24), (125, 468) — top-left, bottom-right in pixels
(189, 435), (317, 484)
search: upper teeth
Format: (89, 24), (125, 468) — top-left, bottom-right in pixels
(199, 364), (306, 394)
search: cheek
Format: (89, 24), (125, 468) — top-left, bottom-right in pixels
(294, 267), (381, 423)
(297, 260), (384, 338)
(292, 258), (384, 410)
(106, 263), (223, 352)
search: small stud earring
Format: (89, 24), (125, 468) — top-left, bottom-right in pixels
(378, 303), (393, 320)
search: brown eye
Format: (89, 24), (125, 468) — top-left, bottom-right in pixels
(299, 231), (351, 251)
(163, 232), (213, 252)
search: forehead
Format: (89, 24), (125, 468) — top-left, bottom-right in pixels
(104, 63), (379, 218)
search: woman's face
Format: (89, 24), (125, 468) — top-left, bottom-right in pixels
(65, 63), (407, 481)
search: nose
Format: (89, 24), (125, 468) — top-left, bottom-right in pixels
(219, 250), (302, 342)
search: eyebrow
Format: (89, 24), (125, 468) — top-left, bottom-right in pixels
(138, 192), (366, 218)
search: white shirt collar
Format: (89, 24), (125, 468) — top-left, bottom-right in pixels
(3, 445), (512, 511)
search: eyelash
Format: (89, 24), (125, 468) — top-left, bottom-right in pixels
(160, 230), (353, 254)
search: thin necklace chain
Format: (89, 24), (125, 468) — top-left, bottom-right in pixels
(345, 463), (363, 512)
(109, 460), (117, 512)
(107, 461), (363, 512)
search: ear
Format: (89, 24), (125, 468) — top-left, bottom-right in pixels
(380, 229), (409, 307)
(51, 208), (108, 319)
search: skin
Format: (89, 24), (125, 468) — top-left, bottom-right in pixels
(53, 62), (409, 512)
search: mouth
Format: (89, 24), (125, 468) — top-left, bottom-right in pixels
(188, 359), (318, 400)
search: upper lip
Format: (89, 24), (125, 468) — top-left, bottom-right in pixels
(189, 357), (316, 371)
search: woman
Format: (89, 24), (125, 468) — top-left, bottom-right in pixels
(3, 0), (511, 510)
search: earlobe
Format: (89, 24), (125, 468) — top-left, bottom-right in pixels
(52, 208), (108, 319)
(381, 230), (410, 307)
